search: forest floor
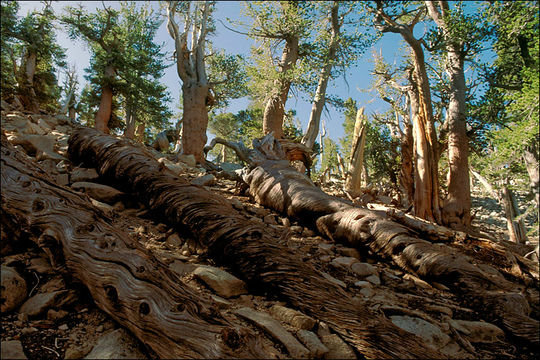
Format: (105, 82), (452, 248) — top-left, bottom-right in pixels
(1, 106), (538, 359)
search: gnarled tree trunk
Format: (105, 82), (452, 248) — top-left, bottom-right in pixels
(68, 127), (445, 360)
(0, 133), (266, 359)
(344, 107), (367, 197)
(123, 106), (136, 139)
(182, 81), (209, 163)
(20, 52), (40, 113)
(94, 65), (116, 134)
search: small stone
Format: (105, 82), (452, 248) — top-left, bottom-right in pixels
(1, 340), (27, 359)
(19, 290), (66, 317)
(191, 174), (216, 186)
(321, 272), (346, 288)
(168, 261), (196, 276)
(177, 154), (196, 167)
(337, 247), (361, 259)
(65, 345), (92, 359)
(21, 327), (37, 335)
(28, 257), (52, 274)
(350, 262), (378, 278)
(270, 305), (317, 330)
(319, 255), (332, 262)
(166, 233), (182, 248)
(91, 199), (115, 216)
(192, 265), (247, 298)
(281, 217), (291, 227)
(317, 321), (331, 337)
(58, 324), (69, 331)
(290, 225), (303, 234)
(263, 214), (277, 225)
(113, 202), (125, 211)
(403, 274), (431, 289)
(181, 250), (190, 256)
(331, 256), (359, 269)
(1, 266), (28, 313)
(70, 167), (99, 183)
(359, 287), (374, 298)
(318, 243), (334, 255)
(353, 281), (372, 288)
(84, 328), (146, 359)
(47, 309), (68, 321)
(56, 160), (69, 173)
(229, 198), (244, 210)
(210, 295), (232, 309)
(364, 274), (381, 285)
(234, 307), (310, 359)
(71, 182), (124, 204)
(390, 315), (451, 350)
(296, 329), (329, 358)
(96, 325), (104, 332)
(320, 334), (356, 359)
(452, 320), (504, 343)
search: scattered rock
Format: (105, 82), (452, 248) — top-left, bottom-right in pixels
(19, 290), (67, 317)
(318, 243), (335, 255)
(337, 247), (361, 259)
(331, 256), (359, 269)
(21, 327), (37, 335)
(91, 199), (115, 216)
(364, 274), (381, 285)
(359, 287), (374, 298)
(1, 340), (27, 359)
(353, 280), (372, 288)
(65, 345), (92, 359)
(71, 182), (125, 204)
(452, 320), (505, 343)
(290, 225), (303, 234)
(281, 217), (291, 227)
(317, 321), (331, 337)
(9, 134), (64, 162)
(70, 167), (99, 182)
(210, 295), (232, 309)
(390, 315), (450, 350)
(168, 261), (196, 276)
(403, 274), (432, 289)
(165, 233), (182, 248)
(270, 305), (317, 330)
(1, 266), (27, 313)
(320, 334), (356, 359)
(192, 265), (247, 298)
(350, 262), (377, 278)
(47, 309), (68, 321)
(24, 121), (47, 135)
(177, 154), (197, 168)
(220, 162), (243, 172)
(234, 307), (310, 359)
(229, 197), (244, 210)
(297, 329), (329, 358)
(56, 173), (70, 186)
(263, 214), (277, 225)
(58, 324), (69, 331)
(191, 174), (217, 186)
(84, 328), (146, 359)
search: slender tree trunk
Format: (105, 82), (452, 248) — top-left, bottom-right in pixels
(502, 185), (528, 244)
(135, 122), (145, 143)
(21, 52), (39, 112)
(399, 117), (414, 208)
(68, 106), (76, 121)
(262, 33), (299, 139)
(302, 2), (340, 150)
(94, 66), (115, 134)
(344, 108), (367, 197)
(123, 107), (136, 139)
(523, 139), (539, 210)
(182, 81), (209, 163)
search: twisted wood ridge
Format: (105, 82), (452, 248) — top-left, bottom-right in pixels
(67, 127), (443, 359)
(1, 133), (267, 359)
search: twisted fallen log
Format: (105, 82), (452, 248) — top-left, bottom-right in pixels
(229, 136), (539, 346)
(68, 127), (444, 359)
(0, 133), (268, 359)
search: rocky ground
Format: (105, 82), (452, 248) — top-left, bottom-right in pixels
(1, 107), (538, 359)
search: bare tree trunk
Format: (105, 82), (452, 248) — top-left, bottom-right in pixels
(182, 81), (209, 163)
(502, 185), (528, 244)
(123, 106), (136, 139)
(94, 85), (113, 134)
(68, 128), (449, 359)
(426, 1), (471, 230)
(302, 2), (340, 150)
(399, 118), (414, 208)
(523, 139), (539, 210)
(262, 4), (300, 140)
(135, 122), (145, 143)
(20, 52), (40, 112)
(68, 106), (76, 121)
(344, 108), (367, 197)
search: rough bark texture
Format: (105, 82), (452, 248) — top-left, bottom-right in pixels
(94, 65), (115, 134)
(302, 1), (340, 150)
(182, 81), (209, 163)
(344, 108), (367, 197)
(68, 127), (445, 360)
(426, 1), (471, 230)
(399, 117), (414, 207)
(123, 107), (136, 140)
(262, 19), (299, 139)
(234, 136), (538, 345)
(502, 185), (528, 244)
(20, 52), (39, 113)
(523, 139), (539, 210)
(0, 133), (266, 359)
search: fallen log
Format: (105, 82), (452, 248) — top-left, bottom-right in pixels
(68, 127), (444, 359)
(0, 133), (267, 359)
(216, 135), (539, 345)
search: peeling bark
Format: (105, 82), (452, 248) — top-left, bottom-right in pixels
(68, 127), (445, 360)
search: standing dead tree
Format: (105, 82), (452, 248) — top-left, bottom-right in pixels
(0, 133), (271, 359)
(67, 127), (444, 359)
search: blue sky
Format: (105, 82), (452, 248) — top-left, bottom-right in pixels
(17, 1), (485, 144)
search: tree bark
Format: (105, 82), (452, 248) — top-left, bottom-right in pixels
(182, 81), (209, 163)
(523, 139), (539, 210)
(399, 117), (414, 208)
(123, 106), (135, 139)
(502, 185), (528, 244)
(20, 52), (40, 113)
(262, 18), (299, 139)
(94, 65), (116, 134)
(302, 1), (340, 150)
(1, 133), (267, 359)
(426, 1), (471, 230)
(68, 127), (446, 359)
(344, 107), (367, 197)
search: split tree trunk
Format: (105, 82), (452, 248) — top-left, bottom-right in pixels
(502, 185), (528, 244)
(344, 107), (367, 197)
(68, 127), (445, 360)
(0, 133), (266, 359)
(123, 107), (136, 139)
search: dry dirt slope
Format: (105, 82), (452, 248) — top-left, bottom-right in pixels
(1, 107), (538, 359)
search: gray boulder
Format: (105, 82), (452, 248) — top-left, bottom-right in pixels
(0, 266), (27, 313)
